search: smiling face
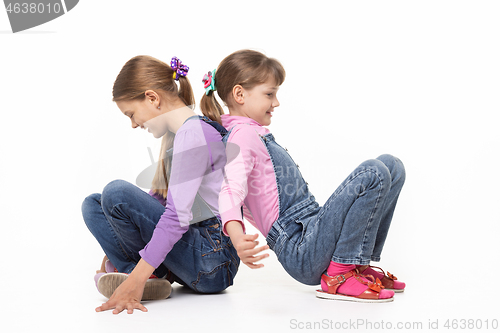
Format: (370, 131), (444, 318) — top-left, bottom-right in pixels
(115, 98), (167, 138)
(240, 79), (280, 126)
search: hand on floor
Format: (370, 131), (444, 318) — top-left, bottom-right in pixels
(95, 275), (147, 314)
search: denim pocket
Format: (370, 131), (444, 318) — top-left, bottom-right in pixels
(224, 238), (240, 269)
(200, 222), (222, 256)
(290, 219), (306, 246)
(291, 209), (317, 248)
(191, 261), (231, 293)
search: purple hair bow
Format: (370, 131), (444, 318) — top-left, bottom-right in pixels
(171, 57), (189, 80)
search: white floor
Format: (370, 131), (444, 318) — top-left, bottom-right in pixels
(2, 162), (499, 332)
(3, 214), (499, 333)
(4, 264), (499, 333)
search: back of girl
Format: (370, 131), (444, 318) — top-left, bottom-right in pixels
(82, 55), (239, 314)
(201, 49), (406, 303)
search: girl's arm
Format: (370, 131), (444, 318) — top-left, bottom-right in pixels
(140, 127), (210, 268)
(225, 221), (269, 270)
(219, 126), (260, 235)
(219, 126), (270, 268)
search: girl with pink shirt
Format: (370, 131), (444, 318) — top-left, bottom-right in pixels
(200, 49), (406, 303)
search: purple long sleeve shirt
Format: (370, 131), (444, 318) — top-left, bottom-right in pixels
(139, 118), (226, 268)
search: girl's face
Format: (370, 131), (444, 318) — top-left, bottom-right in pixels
(116, 98), (167, 138)
(241, 79), (280, 126)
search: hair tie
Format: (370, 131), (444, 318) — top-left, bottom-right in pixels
(202, 69), (217, 95)
(170, 57), (189, 81)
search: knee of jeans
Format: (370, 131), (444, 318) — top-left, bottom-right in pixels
(101, 179), (131, 208)
(377, 154), (406, 184)
(82, 192), (100, 210)
(360, 159), (391, 185)
(81, 193), (101, 223)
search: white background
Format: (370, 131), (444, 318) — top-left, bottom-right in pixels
(1, 1), (499, 332)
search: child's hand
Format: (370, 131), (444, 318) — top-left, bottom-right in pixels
(233, 233), (270, 269)
(95, 275), (147, 314)
(95, 259), (153, 314)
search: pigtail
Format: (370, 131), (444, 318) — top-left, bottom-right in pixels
(200, 69), (224, 124)
(200, 90), (224, 124)
(177, 75), (195, 108)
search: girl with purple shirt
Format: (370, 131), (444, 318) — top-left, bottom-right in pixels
(202, 50), (406, 303)
(82, 55), (239, 314)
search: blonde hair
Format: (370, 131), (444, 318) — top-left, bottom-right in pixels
(200, 49), (286, 118)
(113, 55), (213, 199)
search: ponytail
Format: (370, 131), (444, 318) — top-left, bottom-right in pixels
(200, 89), (224, 124)
(177, 75), (195, 108)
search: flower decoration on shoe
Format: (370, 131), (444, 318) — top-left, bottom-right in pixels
(358, 265), (405, 292)
(202, 69), (217, 95)
(362, 275), (384, 293)
(171, 56), (189, 81)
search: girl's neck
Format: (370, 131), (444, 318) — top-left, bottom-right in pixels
(161, 104), (196, 134)
(227, 108), (250, 119)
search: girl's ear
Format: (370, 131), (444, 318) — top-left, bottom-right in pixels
(145, 90), (164, 110)
(145, 90), (160, 106)
(232, 85), (245, 105)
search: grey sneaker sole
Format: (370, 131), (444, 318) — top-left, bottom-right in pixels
(97, 273), (172, 300)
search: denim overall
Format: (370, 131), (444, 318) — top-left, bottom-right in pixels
(82, 116), (240, 293)
(257, 133), (405, 286)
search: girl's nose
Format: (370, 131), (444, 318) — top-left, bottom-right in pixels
(131, 120), (139, 128)
(273, 97), (280, 107)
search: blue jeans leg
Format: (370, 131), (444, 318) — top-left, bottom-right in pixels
(371, 154), (406, 260)
(82, 179), (168, 277)
(327, 156), (399, 264)
(272, 155), (404, 285)
(82, 192), (132, 269)
(82, 179), (239, 292)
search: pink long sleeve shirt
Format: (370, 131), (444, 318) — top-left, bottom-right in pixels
(219, 115), (280, 237)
